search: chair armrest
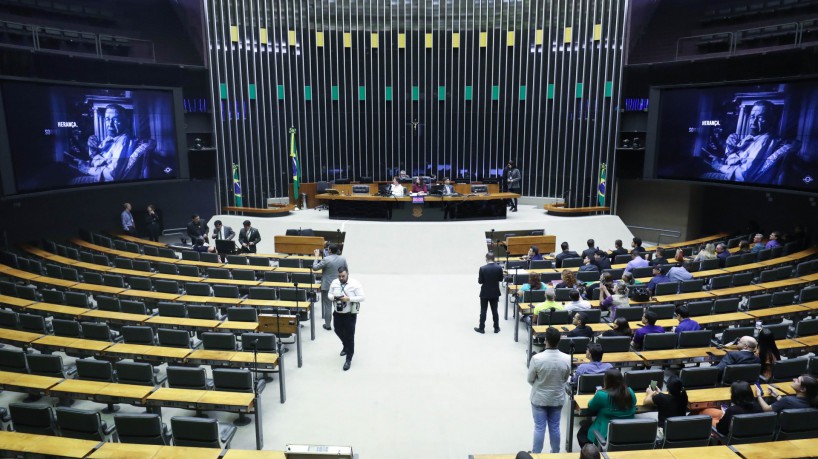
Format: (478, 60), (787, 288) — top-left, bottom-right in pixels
(154, 373), (168, 387)
(102, 422), (117, 436)
(0, 407), (9, 423)
(710, 425), (725, 444)
(220, 423), (238, 447)
(593, 431), (607, 449)
(255, 379), (267, 394)
(759, 374), (769, 383)
(64, 364), (78, 377)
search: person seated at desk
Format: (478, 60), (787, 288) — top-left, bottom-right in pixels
(601, 281), (629, 318)
(757, 327), (780, 380)
(555, 241), (580, 269)
(757, 374), (818, 412)
(442, 177), (456, 195)
(644, 375), (689, 430)
(693, 243), (717, 262)
(673, 305), (701, 334)
(390, 177), (406, 196)
(715, 381), (762, 434)
(750, 233), (765, 253)
(649, 247), (667, 266)
(398, 170), (411, 180)
(579, 256), (599, 273)
(520, 272), (547, 295)
(567, 312), (595, 339)
(556, 270), (585, 297)
(646, 265), (671, 296)
(716, 243), (730, 268)
(602, 317), (633, 338)
(608, 239), (628, 261)
(525, 285), (561, 325)
(577, 368), (636, 447)
(716, 336), (760, 373)
(632, 311), (664, 350)
(667, 260), (693, 283)
(564, 289), (592, 315)
(571, 343), (613, 386)
(624, 249), (649, 273)
(521, 246), (543, 261)
(411, 177), (427, 194)
(592, 250), (611, 271)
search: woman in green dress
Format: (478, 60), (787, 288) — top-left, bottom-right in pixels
(577, 368), (637, 446)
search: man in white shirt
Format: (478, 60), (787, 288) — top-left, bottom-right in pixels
(328, 267), (366, 371)
(211, 220), (235, 241)
(564, 289), (591, 314)
(527, 327), (571, 453)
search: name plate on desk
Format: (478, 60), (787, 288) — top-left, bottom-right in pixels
(412, 196), (425, 204)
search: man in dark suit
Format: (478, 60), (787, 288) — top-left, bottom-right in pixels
(609, 239), (628, 261)
(212, 220), (235, 241)
(476, 252), (504, 334)
(238, 220), (261, 253)
(186, 214), (209, 247)
(555, 242), (580, 269)
(581, 239), (597, 261)
(592, 250), (612, 271)
(716, 336), (760, 374)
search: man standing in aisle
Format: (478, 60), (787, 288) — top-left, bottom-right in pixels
(506, 160), (522, 212)
(121, 202), (136, 235)
(328, 267), (365, 371)
(238, 220), (261, 253)
(476, 252), (504, 334)
(528, 327), (571, 453)
(312, 243), (347, 331)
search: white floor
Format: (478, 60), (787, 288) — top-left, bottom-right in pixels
(0, 203), (635, 458)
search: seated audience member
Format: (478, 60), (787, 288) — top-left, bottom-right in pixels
(624, 249), (649, 273)
(757, 374), (818, 412)
(673, 305), (701, 334)
(736, 240), (751, 254)
(596, 272), (615, 304)
(556, 270), (585, 297)
(757, 327), (780, 380)
(644, 375), (689, 428)
(694, 243), (717, 261)
(750, 233), (765, 253)
(609, 239), (628, 261)
(576, 368), (636, 447)
(631, 237), (645, 253)
(520, 272), (547, 295)
(565, 289), (592, 314)
(715, 381), (762, 435)
(600, 281), (628, 316)
(389, 177), (406, 196)
(567, 312), (595, 339)
(716, 243), (730, 268)
(602, 317), (633, 338)
(716, 336), (760, 373)
(580, 444), (601, 459)
(571, 343), (613, 385)
(398, 169), (411, 180)
(521, 246), (543, 261)
(579, 256), (599, 273)
(593, 250), (611, 271)
(673, 248), (685, 264)
(411, 177), (427, 193)
(766, 231), (782, 249)
(632, 311), (664, 350)
(187, 214), (209, 246)
(531, 288), (564, 324)
(649, 247), (666, 266)
(442, 177), (455, 195)
(555, 242), (580, 268)
(582, 239), (597, 261)
(646, 265), (671, 296)
(667, 261), (693, 282)
(621, 271), (639, 286)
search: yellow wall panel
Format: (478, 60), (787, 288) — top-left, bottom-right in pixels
(343, 32), (352, 48)
(564, 27), (573, 43)
(230, 26), (238, 42)
(371, 33), (379, 48)
(425, 33), (433, 48)
(593, 24), (602, 41)
(507, 31), (515, 46)
(316, 31), (324, 47)
(259, 28), (268, 44)
(398, 33), (406, 48)
(479, 31), (488, 47)
(534, 29), (543, 45)
(288, 30), (297, 46)
(452, 32), (460, 48)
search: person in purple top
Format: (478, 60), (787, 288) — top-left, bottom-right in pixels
(632, 311), (665, 350)
(765, 231), (782, 249)
(673, 305), (701, 335)
(716, 243), (731, 268)
(624, 250), (649, 273)
(571, 343), (613, 385)
(646, 265), (671, 295)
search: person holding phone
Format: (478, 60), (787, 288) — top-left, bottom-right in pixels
(757, 374), (818, 412)
(715, 381), (762, 435)
(577, 368), (636, 447)
(644, 375), (689, 432)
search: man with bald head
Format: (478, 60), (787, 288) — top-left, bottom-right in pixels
(717, 336), (760, 375)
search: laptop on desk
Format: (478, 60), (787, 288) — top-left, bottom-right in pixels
(215, 240), (236, 254)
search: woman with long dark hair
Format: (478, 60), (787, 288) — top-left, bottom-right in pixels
(577, 368), (636, 446)
(644, 375), (688, 427)
(716, 381), (761, 435)
(757, 327), (781, 380)
(602, 317), (632, 338)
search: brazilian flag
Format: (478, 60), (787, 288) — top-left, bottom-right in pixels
(289, 127), (301, 203)
(597, 163), (607, 206)
(232, 164), (242, 207)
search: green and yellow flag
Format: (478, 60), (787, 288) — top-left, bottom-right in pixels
(597, 163), (607, 206)
(232, 163), (242, 207)
(289, 127), (301, 202)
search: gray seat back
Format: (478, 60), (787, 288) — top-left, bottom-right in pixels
(726, 412), (777, 444)
(604, 418), (657, 451)
(661, 415), (713, 448)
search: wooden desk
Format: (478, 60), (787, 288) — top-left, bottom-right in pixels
(145, 315), (221, 330)
(258, 281), (321, 290)
(33, 335), (112, 354)
(74, 283), (126, 294)
(505, 235), (556, 256)
(0, 266), (41, 280)
(573, 351), (643, 366)
(757, 277), (810, 290)
(223, 450), (288, 459)
(653, 291), (715, 303)
(26, 302), (89, 318)
(81, 309), (150, 326)
(0, 430), (98, 457)
(793, 334), (818, 351)
(606, 451), (675, 459)
(32, 275), (77, 288)
(686, 384), (791, 409)
(665, 446), (736, 459)
(693, 312), (754, 327)
(217, 320), (260, 332)
(176, 295), (244, 306)
(0, 328), (44, 347)
(733, 439), (818, 459)
(105, 343), (192, 362)
(113, 232), (168, 248)
(711, 285), (764, 296)
(0, 370), (62, 392)
(746, 304), (811, 320)
(0, 294), (34, 308)
(200, 278), (261, 287)
(636, 347), (725, 366)
(49, 379), (153, 405)
(274, 235), (325, 255)
(775, 338), (808, 353)
(118, 289), (181, 301)
(146, 387), (254, 412)
(186, 349), (279, 370)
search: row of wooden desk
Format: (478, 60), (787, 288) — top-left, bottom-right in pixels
(0, 328), (286, 405)
(0, 370), (268, 450)
(0, 265), (317, 343)
(471, 439), (818, 459)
